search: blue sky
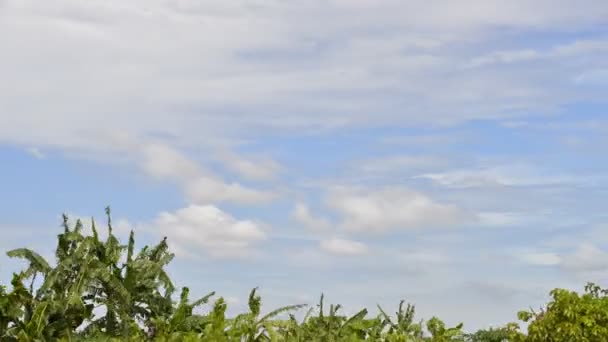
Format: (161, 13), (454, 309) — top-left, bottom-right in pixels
(1, 0), (608, 330)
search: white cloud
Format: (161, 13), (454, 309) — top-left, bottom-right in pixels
(140, 143), (276, 205)
(43, 137), (277, 209)
(292, 202), (331, 231)
(468, 38), (608, 68)
(186, 177), (276, 205)
(326, 186), (470, 232)
(217, 150), (282, 181)
(417, 164), (577, 188)
(469, 49), (541, 67)
(477, 212), (524, 227)
(2, 1), (608, 157)
(140, 143), (203, 183)
(319, 237), (368, 256)
(517, 244), (608, 272)
(519, 252), (561, 266)
(475, 211), (553, 228)
(560, 244), (608, 272)
(417, 170), (501, 188)
(553, 39), (608, 57)
(152, 204), (266, 259)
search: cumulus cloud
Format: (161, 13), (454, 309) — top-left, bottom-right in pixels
(292, 202), (331, 231)
(325, 186), (470, 232)
(319, 237), (368, 256)
(152, 204), (266, 259)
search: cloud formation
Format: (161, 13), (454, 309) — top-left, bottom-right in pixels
(417, 164), (578, 189)
(2, 0), (608, 157)
(140, 142), (276, 205)
(217, 150), (282, 181)
(518, 244), (608, 274)
(560, 244), (608, 272)
(319, 237), (368, 256)
(326, 186), (470, 232)
(292, 202), (331, 231)
(152, 204), (266, 259)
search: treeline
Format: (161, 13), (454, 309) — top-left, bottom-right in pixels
(1, 208), (607, 341)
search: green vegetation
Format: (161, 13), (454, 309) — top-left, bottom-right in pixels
(1, 208), (606, 341)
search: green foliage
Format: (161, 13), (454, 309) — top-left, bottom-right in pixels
(465, 326), (512, 342)
(514, 282), (608, 341)
(0, 208), (606, 341)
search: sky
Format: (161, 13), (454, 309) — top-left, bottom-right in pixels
(1, 0), (608, 331)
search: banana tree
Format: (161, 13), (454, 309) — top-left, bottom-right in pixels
(82, 208), (175, 337)
(149, 286), (215, 339)
(4, 217), (97, 340)
(378, 300), (424, 340)
(291, 294), (370, 341)
(425, 317), (464, 342)
(227, 287), (306, 341)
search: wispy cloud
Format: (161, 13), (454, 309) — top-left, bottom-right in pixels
(292, 202), (331, 231)
(140, 142), (277, 205)
(319, 237), (369, 256)
(325, 186), (471, 233)
(25, 147), (45, 159)
(560, 244), (608, 273)
(518, 252), (561, 266)
(416, 164), (580, 188)
(2, 1), (608, 157)
(216, 150), (283, 181)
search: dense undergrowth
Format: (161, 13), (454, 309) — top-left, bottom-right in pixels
(1, 208), (607, 341)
